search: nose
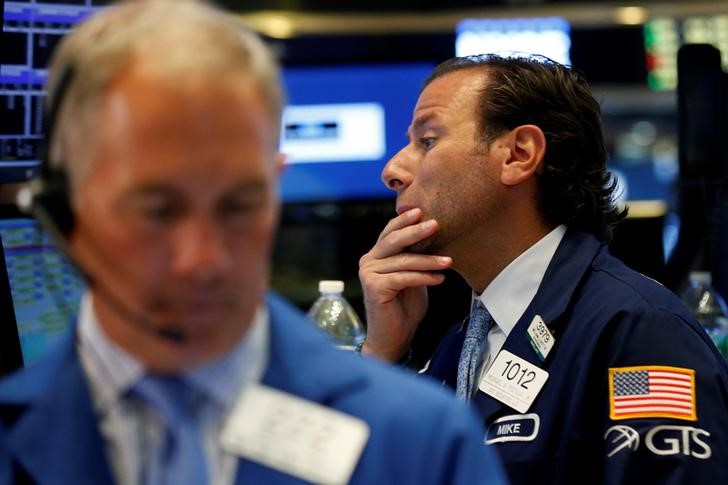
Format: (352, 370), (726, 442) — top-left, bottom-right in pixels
(171, 217), (231, 283)
(381, 146), (413, 192)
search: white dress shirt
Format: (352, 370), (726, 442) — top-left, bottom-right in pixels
(475, 225), (566, 382)
(77, 293), (269, 485)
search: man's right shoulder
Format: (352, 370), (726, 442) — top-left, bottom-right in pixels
(0, 351), (65, 411)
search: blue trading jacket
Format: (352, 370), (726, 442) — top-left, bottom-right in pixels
(425, 229), (728, 484)
(0, 293), (505, 485)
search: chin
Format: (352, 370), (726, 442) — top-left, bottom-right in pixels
(154, 332), (225, 365)
(406, 243), (431, 255)
(407, 234), (444, 255)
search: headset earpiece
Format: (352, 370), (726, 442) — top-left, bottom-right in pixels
(19, 64), (77, 237)
(28, 169), (74, 237)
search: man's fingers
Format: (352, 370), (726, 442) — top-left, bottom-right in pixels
(369, 219), (439, 260)
(376, 208), (423, 243)
(360, 269), (448, 303)
(361, 252), (452, 274)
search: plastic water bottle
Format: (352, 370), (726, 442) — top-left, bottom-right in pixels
(681, 271), (728, 360)
(307, 280), (366, 351)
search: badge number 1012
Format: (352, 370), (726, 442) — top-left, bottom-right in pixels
(480, 350), (549, 413)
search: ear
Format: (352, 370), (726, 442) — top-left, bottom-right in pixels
(500, 124), (546, 187)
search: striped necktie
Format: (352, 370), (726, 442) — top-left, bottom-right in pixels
(132, 375), (208, 485)
(456, 302), (493, 401)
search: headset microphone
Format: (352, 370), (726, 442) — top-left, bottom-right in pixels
(18, 63), (187, 344)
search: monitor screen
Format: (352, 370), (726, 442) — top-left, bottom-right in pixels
(455, 17), (572, 66)
(644, 14), (728, 91)
(1, 2), (103, 184)
(3, 3), (434, 202)
(279, 62), (435, 203)
(0, 214), (85, 370)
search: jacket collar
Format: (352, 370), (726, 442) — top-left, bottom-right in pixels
(1, 329), (115, 483)
(471, 229), (603, 422)
(529, 230), (602, 325)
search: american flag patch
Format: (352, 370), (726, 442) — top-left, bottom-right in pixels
(608, 366), (696, 421)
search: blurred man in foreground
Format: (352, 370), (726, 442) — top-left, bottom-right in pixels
(0, 2), (505, 483)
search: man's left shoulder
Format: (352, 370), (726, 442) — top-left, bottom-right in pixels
(265, 292), (479, 422)
(332, 344), (479, 425)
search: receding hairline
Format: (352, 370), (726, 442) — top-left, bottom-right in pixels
(422, 62), (492, 91)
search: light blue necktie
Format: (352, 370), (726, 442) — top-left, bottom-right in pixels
(132, 375), (208, 485)
(456, 302), (493, 402)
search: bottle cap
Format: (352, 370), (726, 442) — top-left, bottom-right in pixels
(319, 280), (344, 293)
(690, 271), (712, 285)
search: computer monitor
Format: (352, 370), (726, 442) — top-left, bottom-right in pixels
(0, 208), (85, 376)
(455, 17), (572, 66)
(3, 2), (434, 202)
(279, 62), (435, 203)
(645, 14), (728, 91)
(1, 2), (103, 183)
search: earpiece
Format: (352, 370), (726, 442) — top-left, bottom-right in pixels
(17, 64), (76, 238)
(19, 169), (74, 236)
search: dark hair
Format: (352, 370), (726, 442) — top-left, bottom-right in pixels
(424, 54), (626, 242)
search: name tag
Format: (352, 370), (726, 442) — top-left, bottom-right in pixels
(479, 350), (549, 413)
(221, 384), (370, 485)
(485, 413), (541, 444)
(526, 315), (554, 361)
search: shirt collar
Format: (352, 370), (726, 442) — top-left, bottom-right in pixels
(477, 225), (566, 337)
(186, 305), (269, 412)
(78, 293), (143, 411)
(77, 292), (269, 414)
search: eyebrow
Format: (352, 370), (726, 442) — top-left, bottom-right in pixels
(121, 178), (270, 200)
(229, 179), (269, 192)
(406, 112), (437, 141)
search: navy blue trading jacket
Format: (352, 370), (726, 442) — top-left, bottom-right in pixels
(425, 229), (728, 484)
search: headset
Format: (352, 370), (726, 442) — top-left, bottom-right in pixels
(17, 64), (75, 239)
(17, 63), (187, 343)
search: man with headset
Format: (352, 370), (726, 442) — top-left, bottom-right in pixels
(0, 1), (505, 484)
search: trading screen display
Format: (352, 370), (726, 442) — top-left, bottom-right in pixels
(645, 14), (728, 91)
(279, 62), (434, 203)
(0, 217), (85, 365)
(2, 3), (434, 203)
(1, 2), (104, 183)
